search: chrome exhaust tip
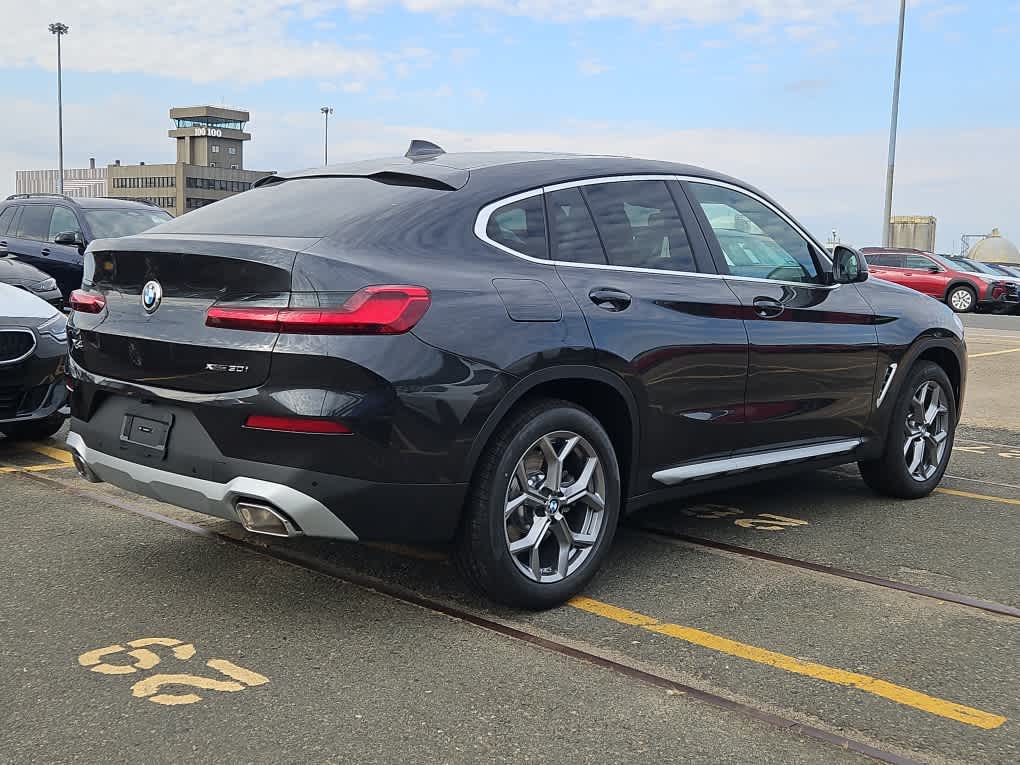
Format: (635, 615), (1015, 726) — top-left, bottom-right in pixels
(70, 449), (101, 483)
(235, 500), (302, 538)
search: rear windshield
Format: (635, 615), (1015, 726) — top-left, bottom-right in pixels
(85, 209), (172, 239)
(148, 177), (452, 238)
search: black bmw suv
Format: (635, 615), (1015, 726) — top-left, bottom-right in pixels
(66, 145), (966, 608)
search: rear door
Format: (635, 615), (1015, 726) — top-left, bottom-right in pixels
(548, 177), (749, 490)
(8, 204), (54, 276)
(685, 180), (878, 451)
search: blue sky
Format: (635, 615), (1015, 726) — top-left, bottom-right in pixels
(2, 1), (1017, 251)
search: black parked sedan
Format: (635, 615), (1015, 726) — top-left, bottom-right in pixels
(65, 145), (966, 608)
(0, 284), (68, 441)
(0, 252), (63, 309)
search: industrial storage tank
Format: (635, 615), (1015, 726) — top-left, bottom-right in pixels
(968, 229), (1020, 265)
(889, 215), (937, 251)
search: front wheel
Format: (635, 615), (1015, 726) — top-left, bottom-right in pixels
(859, 361), (956, 499)
(947, 285), (976, 313)
(456, 399), (621, 609)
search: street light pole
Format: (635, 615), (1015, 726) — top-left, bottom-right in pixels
(49, 22), (69, 196)
(882, 0), (906, 247)
(320, 106), (333, 166)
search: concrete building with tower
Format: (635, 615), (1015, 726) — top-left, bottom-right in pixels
(14, 106), (273, 216)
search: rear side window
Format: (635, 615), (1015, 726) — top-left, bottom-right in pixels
(581, 180), (697, 272)
(0, 206), (15, 235)
(485, 195), (547, 259)
(15, 205), (54, 242)
(151, 177), (452, 237)
(546, 187), (605, 265)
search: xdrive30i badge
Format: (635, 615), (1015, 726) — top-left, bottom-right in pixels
(141, 280), (162, 314)
(204, 363), (249, 373)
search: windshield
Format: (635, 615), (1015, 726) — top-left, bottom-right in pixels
(84, 209), (172, 239)
(932, 255), (981, 273)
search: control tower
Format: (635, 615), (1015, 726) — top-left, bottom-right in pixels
(169, 106), (251, 169)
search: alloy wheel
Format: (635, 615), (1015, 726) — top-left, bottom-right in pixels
(903, 380), (950, 482)
(503, 431), (607, 583)
(949, 289), (973, 312)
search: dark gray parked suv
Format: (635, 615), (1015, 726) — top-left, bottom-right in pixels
(0, 195), (171, 299)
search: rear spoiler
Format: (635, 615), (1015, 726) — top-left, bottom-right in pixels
(254, 171), (461, 192)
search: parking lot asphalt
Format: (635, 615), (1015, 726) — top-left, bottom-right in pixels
(1, 314), (1018, 765)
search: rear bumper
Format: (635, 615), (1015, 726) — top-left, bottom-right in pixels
(67, 401), (467, 542)
(67, 431), (358, 540)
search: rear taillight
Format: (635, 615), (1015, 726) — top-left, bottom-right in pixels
(244, 415), (351, 434)
(69, 289), (106, 314)
(206, 286), (431, 335)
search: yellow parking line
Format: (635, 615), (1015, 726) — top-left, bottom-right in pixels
(568, 596), (1006, 730)
(936, 487), (1020, 506)
(968, 348), (1020, 359)
(0, 463), (75, 474)
(27, 443), (74, 463)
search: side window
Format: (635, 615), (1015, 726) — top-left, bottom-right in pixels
(546, 187), (606, 265)
(688, 183), (820, 283)
(49, 207), (81, 241)
(904, 254), (935, 270)
(0, 206), (15, 235)
(15, 205), (54, 242)
(580, 180), (697, 272)
(484, 195), (548, 259)
(863, 253), (903, 268)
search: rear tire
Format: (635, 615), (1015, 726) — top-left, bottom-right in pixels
(946, 285), (976, 313)
(1, 415), (66, 442)
(858, 361), (955, 499)
(455, 398), (621, 609)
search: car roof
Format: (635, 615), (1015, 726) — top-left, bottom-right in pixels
(3, 195), (163, 211)
(267, 151), (745, 195)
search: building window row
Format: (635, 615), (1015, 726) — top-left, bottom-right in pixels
(109, 196), (175, 208)
(186, 197), (216, 210)
(112, 176), (175, 189)
(185, 177), (252, 192)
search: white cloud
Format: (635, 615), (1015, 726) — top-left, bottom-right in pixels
(7, 93), (1010, 255)
(343, 82), (367, 92)
(578, 59), (610, 76)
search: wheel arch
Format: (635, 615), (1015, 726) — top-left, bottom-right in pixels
(943, 279), (980, 302)
(462, 365), (641, 500)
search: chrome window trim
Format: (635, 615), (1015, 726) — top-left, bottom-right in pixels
(651, 438), (862, 485)
(473, 173), (837, 290)
(0, 328), (38, 367)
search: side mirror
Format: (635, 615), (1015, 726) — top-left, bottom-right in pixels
(927, 265), (941, 274)
(831, 245), (868, 284)
(54, 231), (85, 248)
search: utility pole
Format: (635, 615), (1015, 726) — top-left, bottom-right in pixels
(49, 22), (70, 195)
(320, 106), (333, 165)
(882, 0), (906, 247)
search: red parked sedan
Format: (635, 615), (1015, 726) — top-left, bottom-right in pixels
(861, 248), (1018, 313)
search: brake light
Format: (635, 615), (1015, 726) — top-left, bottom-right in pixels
(69, 290), (106, 314)
(207, 286), (431, 335)
(244, 415), (351, 434)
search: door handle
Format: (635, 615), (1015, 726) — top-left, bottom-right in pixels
(752, 297), (785, 318)
(40, 248), (51, 256)
(589, 288), (632, 312)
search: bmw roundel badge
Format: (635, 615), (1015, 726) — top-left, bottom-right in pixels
(141, 280), (163, 314)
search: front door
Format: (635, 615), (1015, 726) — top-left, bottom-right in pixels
(546, 178), (750, 492)
(45, 205), (86, 297)
(684, 180), (878, 451)
(7, 204), (55, 279)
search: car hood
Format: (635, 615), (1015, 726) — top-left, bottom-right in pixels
(0, 255), (48, 285)
(0, 283), (59, 326)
